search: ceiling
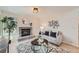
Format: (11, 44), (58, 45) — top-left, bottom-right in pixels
(0, 6), (79, 17)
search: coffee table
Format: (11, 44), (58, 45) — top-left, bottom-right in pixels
(31, 36), (48, 53)
(31, 45), (48, 53)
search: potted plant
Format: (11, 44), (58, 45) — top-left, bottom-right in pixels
(0, 16), (17, 53)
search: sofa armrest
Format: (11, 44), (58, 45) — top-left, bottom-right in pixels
(56, 32), (63, 45)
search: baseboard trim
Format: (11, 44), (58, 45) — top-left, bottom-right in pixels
(62, 41), (79, 48)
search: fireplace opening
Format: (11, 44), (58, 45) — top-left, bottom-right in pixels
(19, 27), (32, 37)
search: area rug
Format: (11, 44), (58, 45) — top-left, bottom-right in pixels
(17, 42), (70, 53)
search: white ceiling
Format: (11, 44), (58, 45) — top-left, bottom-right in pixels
(0, 6), (79, 17)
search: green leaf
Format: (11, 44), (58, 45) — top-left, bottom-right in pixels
(1, 16), (17, 33)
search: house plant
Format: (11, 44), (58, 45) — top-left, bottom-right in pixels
(0, 16), (17, 53)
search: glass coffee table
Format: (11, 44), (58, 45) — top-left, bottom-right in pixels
(31, 45), (48, 53)
(31, 36), (48, 53)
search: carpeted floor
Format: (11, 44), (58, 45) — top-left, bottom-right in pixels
(17, 42), (69, 53)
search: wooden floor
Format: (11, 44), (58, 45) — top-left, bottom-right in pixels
(59, 43), (79, 53)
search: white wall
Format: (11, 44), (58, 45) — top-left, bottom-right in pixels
(39, 9), (79, 47)
(57, 10), (79, 47)
(32, 16), (41, 35)
(17, 16), (32, 27)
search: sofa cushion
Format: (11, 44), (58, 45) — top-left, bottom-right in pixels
(50, 31), (56, 38)
(45, 31), (49, 36)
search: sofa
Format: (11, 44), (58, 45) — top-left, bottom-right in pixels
(39, 31), (63, 45)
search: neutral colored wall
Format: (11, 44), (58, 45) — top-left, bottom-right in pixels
(39, 9), (79, 47)
(32, 16), (40, 35)
(57, 10), (79, 47)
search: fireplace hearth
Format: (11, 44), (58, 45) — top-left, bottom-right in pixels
(19, 27), (32, 37)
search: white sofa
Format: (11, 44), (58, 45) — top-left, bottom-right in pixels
(40, 31), (63, 45)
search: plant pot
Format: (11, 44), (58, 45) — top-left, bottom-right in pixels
(8, 40), (11, 44)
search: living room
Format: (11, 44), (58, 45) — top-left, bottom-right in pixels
(0, 6), (79, 53)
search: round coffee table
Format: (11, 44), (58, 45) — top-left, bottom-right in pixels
(31, 45), (48, 53)
(31, 37), (48, 53)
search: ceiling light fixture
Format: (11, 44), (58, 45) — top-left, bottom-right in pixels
(33, 7), (39, 13)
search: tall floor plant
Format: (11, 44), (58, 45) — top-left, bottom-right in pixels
(0, 16), (17, 53)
